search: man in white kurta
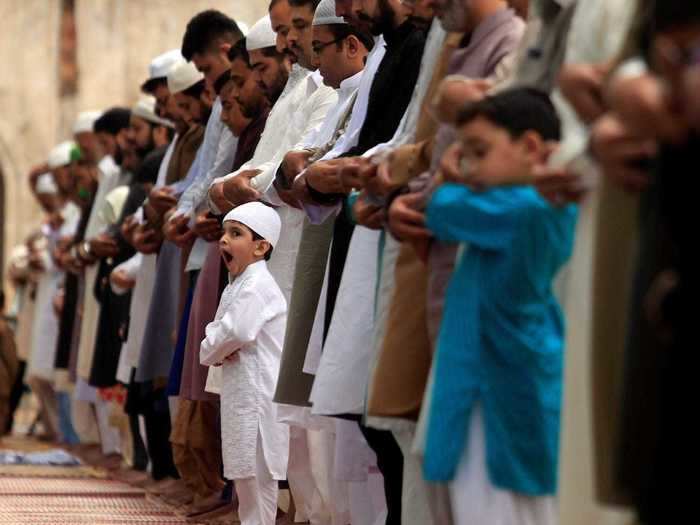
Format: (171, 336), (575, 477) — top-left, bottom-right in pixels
(27, 151), (81, 441)
(200, 203), (288, 525)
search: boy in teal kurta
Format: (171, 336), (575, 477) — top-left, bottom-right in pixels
(423, 89), (577, 510)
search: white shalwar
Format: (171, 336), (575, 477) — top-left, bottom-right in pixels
(450, 405), (557, 525)
(200, 260), (290, 492)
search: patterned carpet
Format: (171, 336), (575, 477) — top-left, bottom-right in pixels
(0, 436), (193, 525)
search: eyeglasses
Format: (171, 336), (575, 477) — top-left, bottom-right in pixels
(312, 37), (345, 55)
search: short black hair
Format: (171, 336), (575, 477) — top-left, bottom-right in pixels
(94, 107), (131, 135)
(181, 10), (244, 60)
(182, 79), (207, 100)
(457, 88), (561, 142)
(141, 77), (167, 95)
(288, 0), (321, 9)
(261, 46), (288, 60)
(326, 24), (375, 53)
(228, 38), (251, 67)
(653, 0), (700, 33)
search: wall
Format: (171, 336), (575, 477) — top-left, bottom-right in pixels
(0, 0), (268, 289)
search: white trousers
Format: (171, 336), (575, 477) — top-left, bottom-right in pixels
(394, 427), (438, 525)
(449, 406), (557, 525)
(95, 396), (120, 455)
(236, 437), (279, 525)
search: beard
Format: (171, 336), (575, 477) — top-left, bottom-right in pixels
(199, 106), (212, 125)
(264, 68), (289, 106)
(438, 0), (470, 32)
(135, 135), (156, 160)
(113, 145), (124, 166)
(360, 0), (396, 36)
(239, 97), (264, 120)
(408, 15), (431, 31)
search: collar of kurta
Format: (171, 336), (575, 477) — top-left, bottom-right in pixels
(339, 69), (364, 95)
(228, 259), (267, 285)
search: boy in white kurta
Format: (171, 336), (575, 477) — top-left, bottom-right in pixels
(200, 202), (289, 525)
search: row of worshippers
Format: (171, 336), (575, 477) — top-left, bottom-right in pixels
(3, 0), (688, 524)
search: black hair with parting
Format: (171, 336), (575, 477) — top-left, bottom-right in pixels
(457, 87), (561, 142)
(325, 24), (375, 53)
(181, 10), (243, 60)
(228, 38), (251, 67)
(93, 107), (131, 135)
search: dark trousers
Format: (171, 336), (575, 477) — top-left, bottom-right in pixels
(143, 388), (179, 480)
(359, 423), (404, 525)
(129, 411), (148, 471)
(5, 360), (26, 434)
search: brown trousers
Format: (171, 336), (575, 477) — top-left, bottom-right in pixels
(170, 398), (225, 498)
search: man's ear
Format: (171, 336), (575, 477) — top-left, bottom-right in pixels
(346, 35), (360, 58)
(220, 41), (233, 55)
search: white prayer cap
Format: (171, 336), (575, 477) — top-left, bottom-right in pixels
(149, 49), (183, 80)
(246, 15), (277, 52)
(313, 0), (347, 26)
(132, 95), (175, 128)
(47, 141), (77, 169)
(35, 173), (58, 195)
(167, 60), (204, 95)
(223, 202), (281, 248)
(238, 22), (250, 36)
(73, 110), (103, 134)
(142, 49), (183, 92)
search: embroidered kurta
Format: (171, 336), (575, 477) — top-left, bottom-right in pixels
(423, 183), (577, 495)
(200, 261), (289, 480)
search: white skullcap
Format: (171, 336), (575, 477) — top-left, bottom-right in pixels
(238, 22), (250, 36)
(73, 110), (102, 134)
(132, 95), (175, 128)
(35, 173), (58, 195)
(223, 202), (281, 248)
(149, 49), (184, 80)
(47, 141), (77, 169)
(246, 15), (277, 52)
(313, 0), (347, 26)
(167, 60), (204, 95)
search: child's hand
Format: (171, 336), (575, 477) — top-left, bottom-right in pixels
(438, 143), (469, 186)
(388, 192), (430, 242)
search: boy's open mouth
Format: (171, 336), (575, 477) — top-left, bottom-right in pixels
(221, 250), (233, 265)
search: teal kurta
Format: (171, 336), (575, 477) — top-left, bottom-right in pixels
(423, 182), (577, 495)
